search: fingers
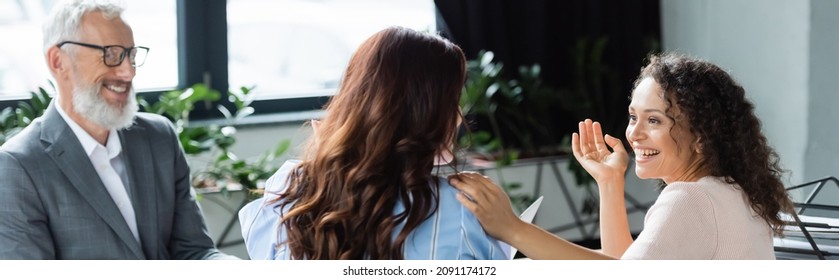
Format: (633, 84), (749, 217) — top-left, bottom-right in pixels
(580, 119), (611, 157)
(592, 121), (606, 153)
(455, 192), (479, 213)
(449, 172), (509, 208)
(604, 134), (626, 154)
(449, 172), (492, 205)
(571, 132), (584, 161)
(450, 172), (493, 188)
(578, 120), (589, 156)
(469, 173), (501, 192)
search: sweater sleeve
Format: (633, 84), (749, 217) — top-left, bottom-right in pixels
(621, 183), (718, 259)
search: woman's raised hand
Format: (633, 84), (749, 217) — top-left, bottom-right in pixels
(571, 119), (629, 187)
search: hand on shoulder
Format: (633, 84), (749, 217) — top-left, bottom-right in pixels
(448, 172), (526, 243)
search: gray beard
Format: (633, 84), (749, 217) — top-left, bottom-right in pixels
(72, 83), (138, 130)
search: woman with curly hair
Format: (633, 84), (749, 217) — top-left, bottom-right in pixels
(451, 52), (795, 259)
(238, 26), (507, 260)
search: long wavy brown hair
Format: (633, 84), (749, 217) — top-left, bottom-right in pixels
(636, 53), (794, 235)
(273, 26), (467, 259)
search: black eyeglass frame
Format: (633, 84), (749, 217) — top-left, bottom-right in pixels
(57, 41), (150, 67)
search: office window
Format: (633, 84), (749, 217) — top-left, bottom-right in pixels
(227, 0), (436, 99)
(0, 0), (177, 100)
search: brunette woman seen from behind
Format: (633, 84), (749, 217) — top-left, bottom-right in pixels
(239, 26), (507, 260)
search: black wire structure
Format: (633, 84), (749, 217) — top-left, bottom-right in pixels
(774, 177), (839, 260)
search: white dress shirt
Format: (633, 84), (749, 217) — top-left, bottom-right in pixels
(55, 102), (140, 244)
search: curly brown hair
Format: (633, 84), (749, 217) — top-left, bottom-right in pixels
(636, 53), (794, 235)
(272, 26), (467, 259)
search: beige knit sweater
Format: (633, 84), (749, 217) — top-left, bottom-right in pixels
(621, 176), (775, 260)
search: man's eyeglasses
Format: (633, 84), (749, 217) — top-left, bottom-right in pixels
(57, 41), (149, 67)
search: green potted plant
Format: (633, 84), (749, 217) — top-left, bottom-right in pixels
(138, 83), (292, 249)
(0, 82), (54, 146)
(460, 51), (565, 162)
(458, 45), (608, 218)
(138, 83), (290, 197)
(460, 50), (574, 214)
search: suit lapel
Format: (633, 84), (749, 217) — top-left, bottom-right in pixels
(119, 126), (160, 259)
(40, 104), (145, 259)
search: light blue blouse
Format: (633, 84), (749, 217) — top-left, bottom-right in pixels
(238, 160), (508, 260)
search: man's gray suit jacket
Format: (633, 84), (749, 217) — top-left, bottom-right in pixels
(0, 103), (232, 259)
